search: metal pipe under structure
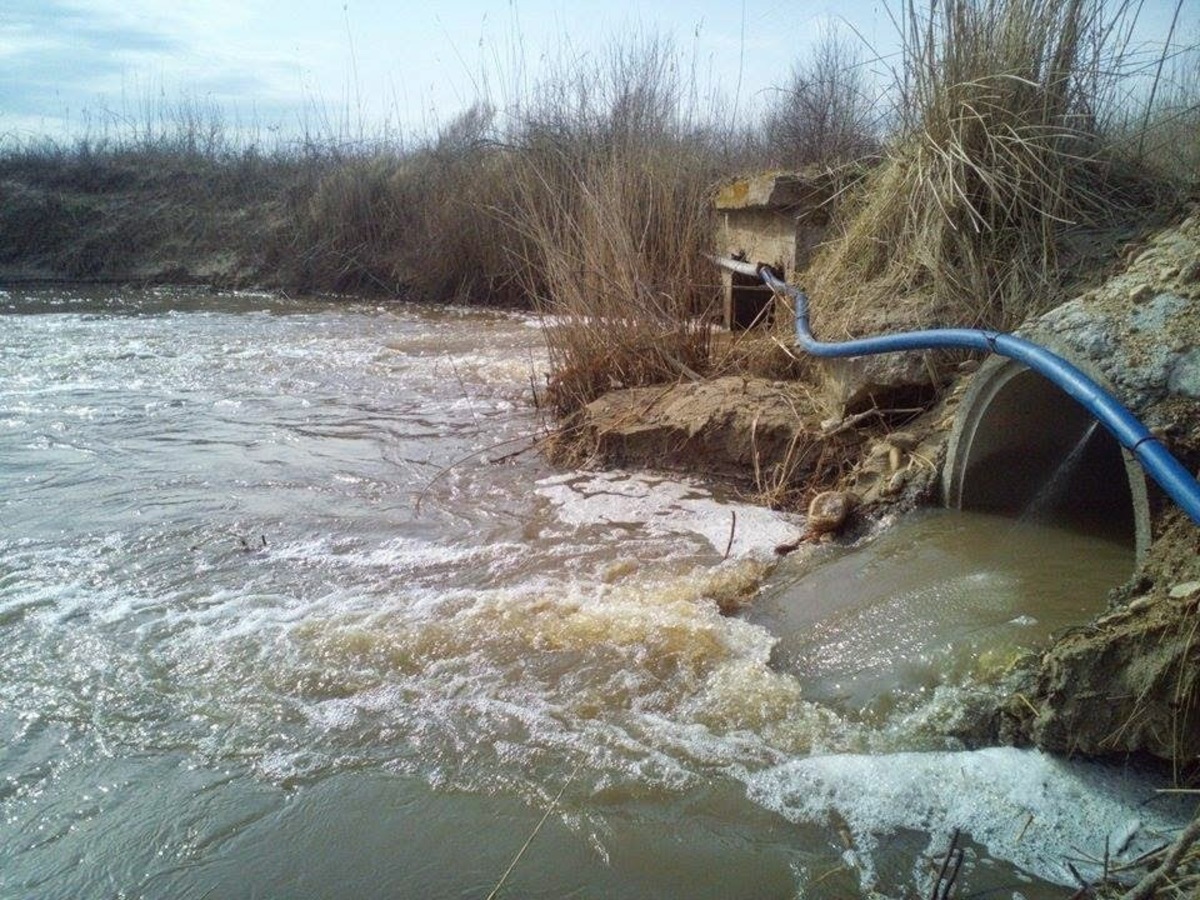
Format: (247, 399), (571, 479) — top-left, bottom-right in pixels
(707, 255), (1200, 526)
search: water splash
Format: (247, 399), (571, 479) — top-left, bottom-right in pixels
(1020, 419), (1100, 522)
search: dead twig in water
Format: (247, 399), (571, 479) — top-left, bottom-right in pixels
(236, 533), (268, 552)
(723, 510), (738, 560)
(928, 828), (963, 900)
(1016, 813), (1034, 843)
(1066, 861), (1090, 897)
(486, 760), (583, 900)
(413, 432), (550, 515)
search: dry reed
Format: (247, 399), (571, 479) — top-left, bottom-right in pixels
(803, 0), (1173, 339)
(508, 35), (727, 417)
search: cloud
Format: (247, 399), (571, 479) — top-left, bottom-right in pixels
(0, 0), (183, 128)
(0, 0), (913, 142)
(1, 0), (183, 64)
(0, 0), (312, 138)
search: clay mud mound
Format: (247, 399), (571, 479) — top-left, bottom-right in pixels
(556, 376), (862, 505)
(1000, 510), (1200, 761)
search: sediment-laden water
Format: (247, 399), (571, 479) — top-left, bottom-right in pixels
(0, 287), (1189, 898)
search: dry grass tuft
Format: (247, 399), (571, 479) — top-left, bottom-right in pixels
(750, 429), (861, 510)
(509, 35), (726, 417)
(284, 154), (410, 293)
(803, 0), (1172, 338)
(710, 331), (815, 382)
(520, 158), (717, 417)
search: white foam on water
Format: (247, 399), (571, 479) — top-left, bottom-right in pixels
(537, 471), (804, 558)
(304, 697), (360, 732)
(254, 749), (334, 783)
(270, 534), (523, 576)
(746, 746), (1191, 890)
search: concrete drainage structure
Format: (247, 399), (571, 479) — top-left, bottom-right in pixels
(942, 277), (1200, 559)
(717, 257), (1200, 549)
(713, 211), (1200, 547)
(943, 353), (1151, 556)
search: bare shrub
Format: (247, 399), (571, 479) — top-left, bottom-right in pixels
(393, 104), (533, 306)
(763, 24), (883, 168)
(277, 103), (534, 303)
(509, 34), (726, 416)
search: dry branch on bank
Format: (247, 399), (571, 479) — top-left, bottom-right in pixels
(1098, 812), (1200, 900)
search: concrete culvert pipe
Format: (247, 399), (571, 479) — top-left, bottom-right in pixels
(706, 256), (1200, 537)
(943, 356), (1151, 556)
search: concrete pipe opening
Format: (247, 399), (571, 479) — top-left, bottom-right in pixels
(944, 357), (1152, 556)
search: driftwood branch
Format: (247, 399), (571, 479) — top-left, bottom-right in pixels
(1119, 815), (1200, 900)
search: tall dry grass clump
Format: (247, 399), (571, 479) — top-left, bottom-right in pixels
(804, 0), (1163, 337)
(510, 35), (726, 417)
(282, 153), (410, 293)
(277, 103), (534, 303)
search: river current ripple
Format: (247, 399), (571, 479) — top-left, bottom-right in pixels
(0, 287), (1188, 899)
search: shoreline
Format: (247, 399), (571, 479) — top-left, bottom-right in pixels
(555, 211), (1200, 770)
(2, 204), (1197, 771)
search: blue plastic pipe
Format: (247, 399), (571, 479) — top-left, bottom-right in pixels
(714, 256), (1200, 525)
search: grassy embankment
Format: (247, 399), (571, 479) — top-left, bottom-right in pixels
(805, 0), (1199, 339)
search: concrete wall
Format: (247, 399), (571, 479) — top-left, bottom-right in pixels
(714, 173), (838, 330)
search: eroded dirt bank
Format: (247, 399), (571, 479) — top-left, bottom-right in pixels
(1003, 509), (1200, 760)
(562, 213), (1200, 767)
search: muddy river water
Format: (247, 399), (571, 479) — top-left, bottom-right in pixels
(0, 288), (1191, 898)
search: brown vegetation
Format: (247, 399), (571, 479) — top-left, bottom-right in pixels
(509, 37), (727, 416)
(761, 24), (882, 169)
(0, 138), (295, 283)
(803, 0), (1190, 340)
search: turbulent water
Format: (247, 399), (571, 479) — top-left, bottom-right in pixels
(0, 287), (1190, 899)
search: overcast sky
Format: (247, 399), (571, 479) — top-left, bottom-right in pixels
(0, 0), (1190, 146)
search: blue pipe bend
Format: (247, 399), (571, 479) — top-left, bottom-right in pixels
(754, 267), (1200, 526)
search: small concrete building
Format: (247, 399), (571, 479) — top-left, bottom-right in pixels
(714, 171), (840, 330)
